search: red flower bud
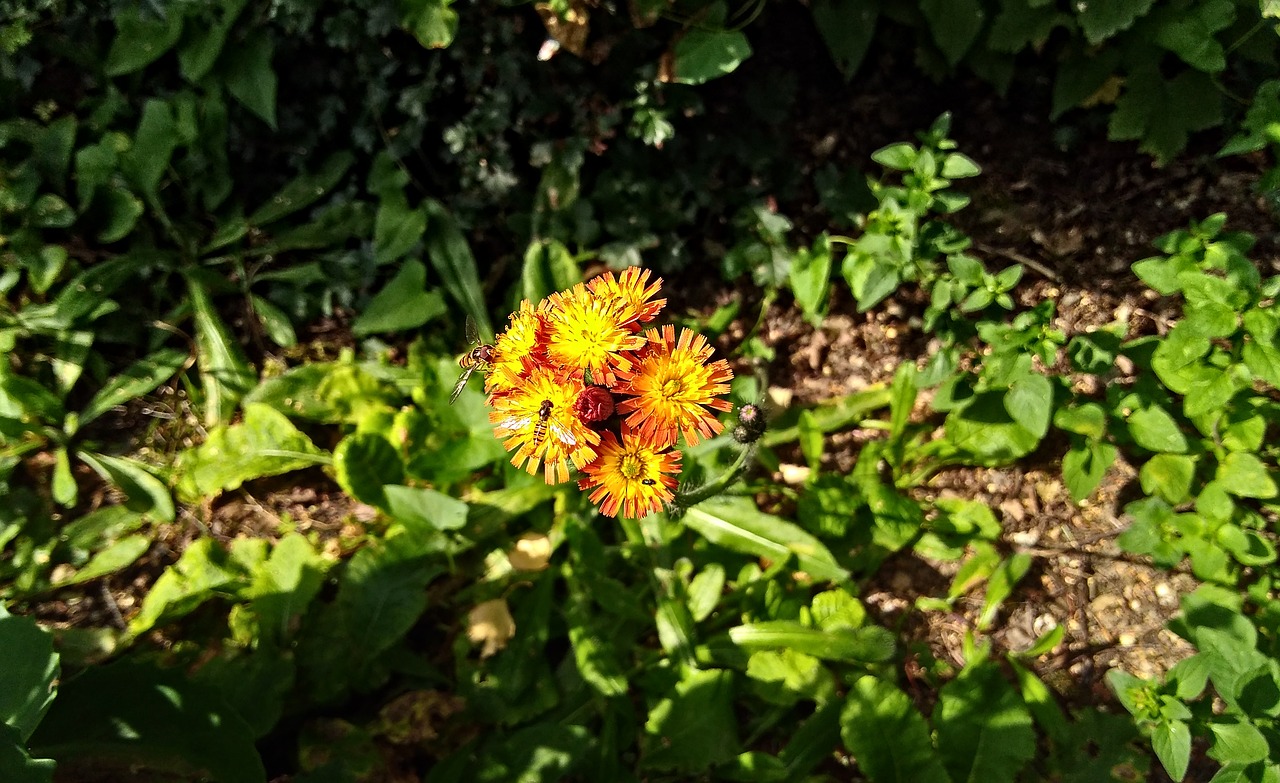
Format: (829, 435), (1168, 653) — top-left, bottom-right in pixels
(574, 385), (615, 422)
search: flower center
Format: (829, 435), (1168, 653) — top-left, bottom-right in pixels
(619, 454), (645, 480)
(660, 377), (684, 398)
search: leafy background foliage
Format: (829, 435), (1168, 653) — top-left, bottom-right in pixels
(5, 0), (1280, 781)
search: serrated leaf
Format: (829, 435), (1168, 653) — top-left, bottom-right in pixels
(247, 534), (326, 647)
(1075, 0), (1156, 43)
(935, 662), (1036, 783)
(684, 497), (850, 583)
(840, 675), (950, 783)
(351, 259), (446, 336)
(81, 347), (187, 425)
(188, 278), (255, 426)
(1154, 0), (1234, 73)
(177, 403), (326, 500)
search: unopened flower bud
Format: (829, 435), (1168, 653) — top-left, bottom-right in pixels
(574, 385), (615, 422)
(733, 404), (766, 444)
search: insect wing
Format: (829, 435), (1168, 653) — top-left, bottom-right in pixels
(548, 421), (578, 447)
(495, 415), (532, 433)
(465, 314), (480, 346)
(449, 365), (475, 405)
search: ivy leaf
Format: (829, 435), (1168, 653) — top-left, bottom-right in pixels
(105, 6), (185, 76)
(1109, 68), (1222, 165)
(1153, 0), (1234, 73)
(811, 0), (878, 80)
(840, 675), (950, 783)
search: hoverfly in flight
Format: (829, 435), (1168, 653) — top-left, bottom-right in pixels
(450, 316), (495, 404)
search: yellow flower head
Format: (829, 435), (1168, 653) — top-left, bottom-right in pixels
(578, 431), (681, 518)
(544, 283), (646, 386)
(615, 325), (734, 448)
(486, 299), (548, 396)
(587, 267), (666, 328)
(489, 365), (600, 484)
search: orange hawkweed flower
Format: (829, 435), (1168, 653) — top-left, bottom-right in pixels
(489, 367), (600, 484)
(615, 325), (733, 448)
(578, 431), (681, 518)
(544, 283), (646, 385)
(486, 299), (548, 396)
(587, 267), (666, 328)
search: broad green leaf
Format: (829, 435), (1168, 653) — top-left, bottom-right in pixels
(29, 194), (74, 228)
(78, 452), (174, 522)
(1243, 341), (1280, 388)
(687, 563), (726, 622)
(28, 660), (265, 783)
(243, 361), (399, 423)
(1140, 453), (1197, 504)
(129, 538), (242, 636)
(1109, 68), (1223, 165)
(565, 571), (628, 698)
(1004, 373), (1052, 439)
(935, 662), (1036, 783)
(97, 188), (145, 243)
(249, 294), (296, 348)
(57, 534), (150, 586)
(728, 621), (895, 663)
(224, 30), (277, 128)
(1151, 720), (1191, 782)
(333, 432), (404, 508)
(1076, 0), (1156, 43)
(643, 669), (739, 771)
(0, 725), (54, 783)
(1153, 0), (1233, 73)
(382, 485), (467, 531)
(1063, 439), (1116, 503)
(1217, 452), (1277, 498)
(1127, 405), (1187, 453)
(671, 28), (752, 85)
(762, 386), (893, 447)
(979, 553), (1032, 630)
(684, 498), (850, 583)
(920, 0), (984, 64)
(1184, 366), (1243, 418)
(351, 259), (446, 336)
(0, 612), (59, 742)
(788, 236), (832, 327)
(945, 392), (1042, 464)
(373, 193), (427, 264)
(51, 448), (76, 508)
(178, 0), (249, 82)
(177, 403), (326, 500)
(746, 649), (828, 705)
(121, 99), (178, 204)
(811, 0), (878, 80)
(422, 199), (492, 338)
(246, 534), (327, 647)
(400, 0), (458, 48)
(519, 239), (579, 306)
(840, 675), (950, 783)
(188, 278), (255, 426)
(80, 347), (187, 425)
(105, 6), (185, 76)
(1207, 719), (1269, 765)
(1151, 324), (1211, 394)
(248, 153), (354, 226)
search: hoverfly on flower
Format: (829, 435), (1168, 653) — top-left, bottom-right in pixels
(450, 316), (495, 404)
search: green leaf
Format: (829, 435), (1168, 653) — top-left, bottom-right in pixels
(945, 391), (1042, 464)
(1184, 366), (1243, 419)
(811, 0), (878, 80)
(1004, 373), (1052, 439)
(643, 668), (739, 771)
(935, 662), (1036, 783)
(1217, 452), (1277, 498)
(28, 660), (265, 783)
(105, 6), (185, 76)
(243, 361), (399, 423)
(840, 675), (950, 783)
(373, 194), (427, 264)
(399, 0), (458, 48)
(121, 99), (179, 204)
(1207, 719), (1269, 765)
(979, 553), (1032, 630)
(333, 432), (404, 508)
(249, 153), (353, 226)
(421, 199), (492, 337)
(1151, 720), (1191, 782)
(81, 347), (187, 425)
(684, 497), (850, 583)
(687, 563), (726, 623)
(1076, 0), (1156, 43)
(57, 534), (150, 586)
(177, 403), (326, 500)
(1140, 453), (1197, 504)
(788, 236), (832, 327)
(0, 725), (54, 783)
(381, 485), (467, 532)
(1127, 405), (1188, 453)
(246, 534), (326, 647)
(872, 143), (916, 171)
(188, 278), (255, 426)
(1153, 0), (1233, 73)
(78, 452), (174, 522)
(1109, 68), (1223, 165)
(1151, 323), (1211, 394)
(1063, 440), (1116, 503)
(224, 30), (277, 128)
(249, 295), (296, 348)
(29, 194), (74, 228)
(97, 188), (145, 243)
(51, 448), (77, 508)
(797, 409), (824, 472)
(351, 259), (446, 336)
(178, 0), (249, 82)
(920, 0), (985, 64)
(129, 538), (242, 636)
(0, 612), (59, 742)
(672, 27), (752, 85)
(565, 572), (628, 698)
(728, 621), (894, 663)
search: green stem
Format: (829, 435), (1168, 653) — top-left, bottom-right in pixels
(673, 440), (758, 509)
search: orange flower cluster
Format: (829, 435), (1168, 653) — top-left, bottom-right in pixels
(477, 269), (734, 518)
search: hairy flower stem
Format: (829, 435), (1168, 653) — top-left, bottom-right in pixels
(672, 439), (759, 510)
